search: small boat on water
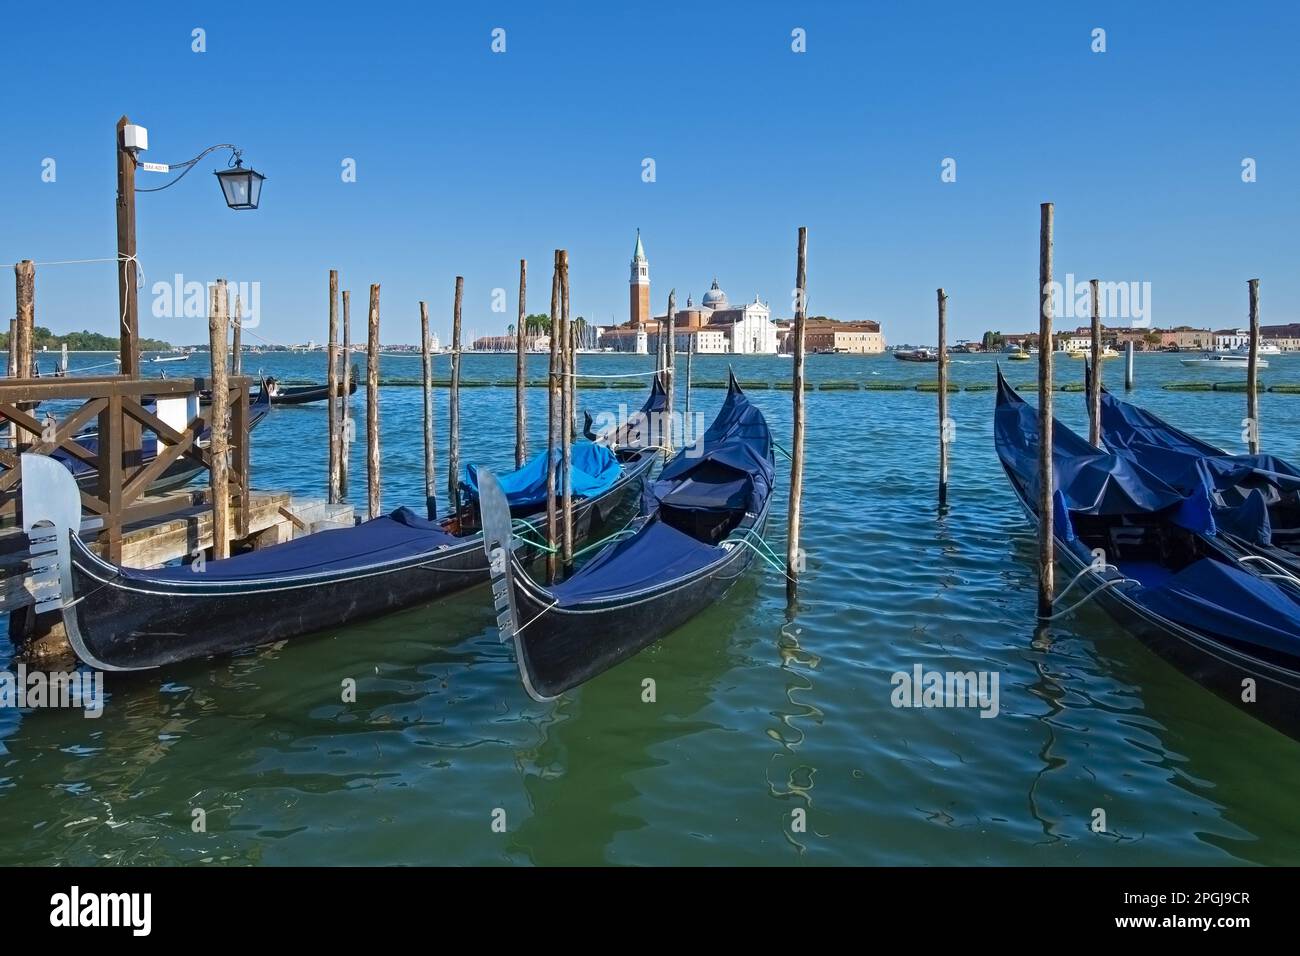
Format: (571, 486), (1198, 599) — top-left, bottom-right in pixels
(20, 380), (665, 671)
(1180, 352), (1266, 370)
(1069, 347), (1119, 359)
(894, 348), (938, 363)
(995, 367), (1300, 740)
(1007, 350), (1031, 361)
(150, 354), (190, 364)
(478, 372), (775, 700)
(264, 372), (359, 406)
(1232, 344), (1281, 356)
(203, 367), (360, 406)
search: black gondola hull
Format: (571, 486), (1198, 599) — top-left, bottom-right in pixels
(65, 448), (653, 670)
(508, 502), (769, 700)
(1003, 464), (1300, 740)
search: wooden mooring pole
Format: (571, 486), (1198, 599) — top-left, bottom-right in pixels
(13, 261), (34, 446)
(1037, 203), (1055, 619)
(449, 277), (464, 522)
(569, 316), (579, 440)
(232, 294), (243, 377)
(665, 289), (676, 453)
(341, 290), (352, 498)
(208, 279), (231, 560)
(420, 301), (436, 519)
(1124, 340), (1135, 391)
(15, 260), (34, 380)
(366, 283), (381, 520)
(327, 270), (341, 503)
(1247, 278), (1261, 454)
(560, 251), (574, 570)
(685, 334), (694, 418)
(516, 258), (527, 468)
(546, 253), (561, 583)
(786, 227), (808, 604)
(1089, 278), (1102, 447)
(937, 287), (949, 507)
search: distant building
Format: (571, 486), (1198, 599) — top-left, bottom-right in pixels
(780, 317), (885, 354)
(1263, 323), (1300, 350)
(1214, 328), (1250, 350)
(598, 233), (778, 354)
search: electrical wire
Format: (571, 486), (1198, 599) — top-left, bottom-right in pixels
(136, 144), (241, 193)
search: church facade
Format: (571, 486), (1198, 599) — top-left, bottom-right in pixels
(597, 232), (779, 354)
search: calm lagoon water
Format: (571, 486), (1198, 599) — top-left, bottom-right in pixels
(3, 349), (1300, 865)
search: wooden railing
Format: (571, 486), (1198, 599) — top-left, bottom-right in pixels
(0, 374), (251, 562)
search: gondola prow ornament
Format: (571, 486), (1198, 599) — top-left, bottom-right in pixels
(19, 453), (124, 670)
(476, 468), (519, 644)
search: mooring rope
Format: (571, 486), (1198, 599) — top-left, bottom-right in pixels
(1040, 562), (1142, 621)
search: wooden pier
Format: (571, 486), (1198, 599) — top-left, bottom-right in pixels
(0, 367), (353, 661)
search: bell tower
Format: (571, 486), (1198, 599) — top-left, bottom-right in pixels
(629, 229), (649, 327)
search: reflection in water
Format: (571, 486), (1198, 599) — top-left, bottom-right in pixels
(509, 585), (748, 865)
(767, 615), (826, 855)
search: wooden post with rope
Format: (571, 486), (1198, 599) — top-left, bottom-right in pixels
(421, 300), (437, 519)
(207, 280), (231, 560)
(327, 270), (341, 503)
(366, 284), (381, 520)
(786, 228), (808, 604)
(449, 277), (464, 522)
(516, 258), (527, 468)
(1037, 202), (1055, 618)
(546, 252), (561, 584)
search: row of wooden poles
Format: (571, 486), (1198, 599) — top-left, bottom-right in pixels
(935, 203), (1265, 618)
(315, 230), (811, 599)
(6, 239), (811, 594)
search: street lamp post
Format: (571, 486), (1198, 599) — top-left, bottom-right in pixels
(114, 114), (266, 375)
(113, 114), (266, 466)
(115, 115), (139, 380)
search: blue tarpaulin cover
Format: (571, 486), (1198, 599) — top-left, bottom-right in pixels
(995, 370), (1214, 534)
(549, 519), (723, 603)
(1135, 557), (1300, 658)
(649, 374), (774, 513)
(547, 375), (772, 607)
(463, 441), (621, 509)
(131, 506), (459, 582)
(1100, 390), (1300, 546)
(996, 370), (1300, 664)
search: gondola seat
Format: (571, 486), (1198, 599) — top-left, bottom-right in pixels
(549, 519), (722, 604)
(126, 507), (459, 582)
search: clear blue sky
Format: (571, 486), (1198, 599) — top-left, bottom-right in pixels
(4, 1), (1297, 347)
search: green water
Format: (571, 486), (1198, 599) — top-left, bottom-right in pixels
(3, 351), (1299, 865)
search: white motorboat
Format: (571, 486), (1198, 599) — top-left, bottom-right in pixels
(1180, 352), (1267, 370)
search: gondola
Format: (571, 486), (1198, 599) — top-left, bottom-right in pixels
(994, 367), (1300, 739)
(478, 371), (774, 700)
(264, 374), (358, 406)
(1097, 388), (1300, 574)
(199, 367), (359, 406)
(19, 380), (665, 672)
(893, 348), (939, 362)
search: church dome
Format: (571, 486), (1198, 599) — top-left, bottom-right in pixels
(701, 278), (728, 309)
